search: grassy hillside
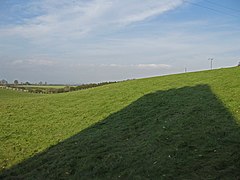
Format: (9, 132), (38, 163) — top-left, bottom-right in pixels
(1, 67), (240, 179)
(0, 88), (41, 99)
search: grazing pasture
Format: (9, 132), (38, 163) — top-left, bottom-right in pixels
(0, 67), (240, 179)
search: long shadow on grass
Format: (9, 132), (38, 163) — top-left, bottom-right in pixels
(1, 85), (240, 179)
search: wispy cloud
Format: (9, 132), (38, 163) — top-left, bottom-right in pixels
(75, 63), (171, 69)
(0, 0), (184, 41)
(11, 59), (57, 66)
(136, 64), (171, 69)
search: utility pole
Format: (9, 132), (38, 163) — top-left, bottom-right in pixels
(209, 58), (214, 70)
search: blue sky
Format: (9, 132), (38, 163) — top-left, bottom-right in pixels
(0, 0), (240, 84)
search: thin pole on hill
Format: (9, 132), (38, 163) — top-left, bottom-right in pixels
(209, 58), (214, 70)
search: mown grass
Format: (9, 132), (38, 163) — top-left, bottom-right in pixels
(0, 88), (41, 100)
(0, 67), (240, 179)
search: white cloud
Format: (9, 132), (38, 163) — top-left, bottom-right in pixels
(75, 63), (171, 69)
(0, 0), (184, 41)
(11, 59), (57, 66)
(137, 64), (171, 69)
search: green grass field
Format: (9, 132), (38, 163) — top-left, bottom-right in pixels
(1, 67), (240, 179)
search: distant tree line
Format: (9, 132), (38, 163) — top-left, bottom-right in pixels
(0, 79), (45, 86)
(1, 81), (118, 94)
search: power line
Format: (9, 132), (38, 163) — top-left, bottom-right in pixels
(183, 0), (239, 18)
(204, 0), (240, 14)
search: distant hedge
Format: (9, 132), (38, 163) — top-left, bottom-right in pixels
(3, 81), (117, 94)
